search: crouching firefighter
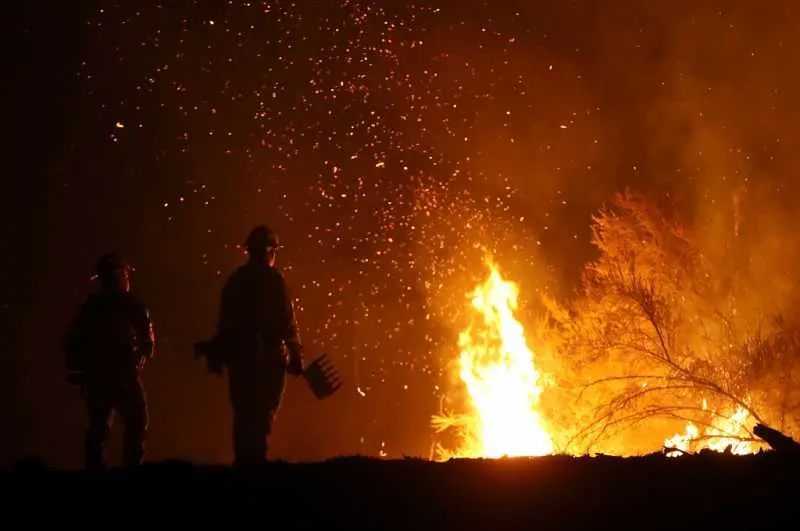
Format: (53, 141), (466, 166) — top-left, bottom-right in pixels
(64, 253), (156, 470)
(212, 225), (305, 466)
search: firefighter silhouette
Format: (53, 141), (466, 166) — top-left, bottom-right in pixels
(65, 253), (155, 470)
(215, 225), (305, 465)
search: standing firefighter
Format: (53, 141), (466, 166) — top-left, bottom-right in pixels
(215, 225), (305, 465)
(65, 253), (156, 470)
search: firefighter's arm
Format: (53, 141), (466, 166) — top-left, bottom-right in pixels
(132, 299), (155, 360)
(277, 272), (304, 375)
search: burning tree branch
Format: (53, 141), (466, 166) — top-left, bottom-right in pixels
(569, 402), (753, 452)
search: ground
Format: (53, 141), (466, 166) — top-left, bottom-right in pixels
(3, 452), (799, 528)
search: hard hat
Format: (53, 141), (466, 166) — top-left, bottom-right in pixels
(244, 225), (280, 249)
(94, 252), (132, 278)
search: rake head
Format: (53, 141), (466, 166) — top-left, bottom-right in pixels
(303, 353), (342, 400)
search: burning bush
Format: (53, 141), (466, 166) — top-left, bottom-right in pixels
(430, 188), (800, 459)
(544, 190), (800, 455)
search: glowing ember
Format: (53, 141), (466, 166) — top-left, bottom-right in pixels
(664, 401), (763, 457)
(432, 257), (554, 459)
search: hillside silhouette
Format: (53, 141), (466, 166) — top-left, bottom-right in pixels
(4, 452), (799, 529)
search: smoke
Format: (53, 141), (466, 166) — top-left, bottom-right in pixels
(420, 1), (800, 455)
(636, 1), (800, 324)
(439, 1), (800, 311)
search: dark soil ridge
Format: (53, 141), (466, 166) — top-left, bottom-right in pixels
(3, 452), (800, 529)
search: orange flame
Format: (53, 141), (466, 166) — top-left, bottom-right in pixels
(432, 257), (554, 459)
(664, 400), (764, 456)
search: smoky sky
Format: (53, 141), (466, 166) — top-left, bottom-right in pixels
(2, 0), (799, 468)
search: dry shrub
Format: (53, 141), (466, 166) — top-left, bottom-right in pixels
(542, 190), (800, 455)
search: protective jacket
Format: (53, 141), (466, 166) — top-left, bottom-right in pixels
(65, 290), (155, 381)
(216, 260), (302, 365)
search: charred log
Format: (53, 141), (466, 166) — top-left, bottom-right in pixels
(753, 423), (800, 453)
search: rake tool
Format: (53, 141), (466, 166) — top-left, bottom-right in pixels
(303, 352), (342, 400)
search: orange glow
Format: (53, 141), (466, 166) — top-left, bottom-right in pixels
(665, 400), (764, 457)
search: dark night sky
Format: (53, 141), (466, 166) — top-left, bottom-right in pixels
(3, 1), (800, 469)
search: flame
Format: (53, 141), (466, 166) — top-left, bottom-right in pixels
(664, 402), (763, 456)
(433, 257), (554, 459)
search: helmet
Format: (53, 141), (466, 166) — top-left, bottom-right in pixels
(94, 252), (132, 278)
(244, 225), (280, 250)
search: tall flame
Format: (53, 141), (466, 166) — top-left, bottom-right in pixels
(433, 257), (554, 459)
